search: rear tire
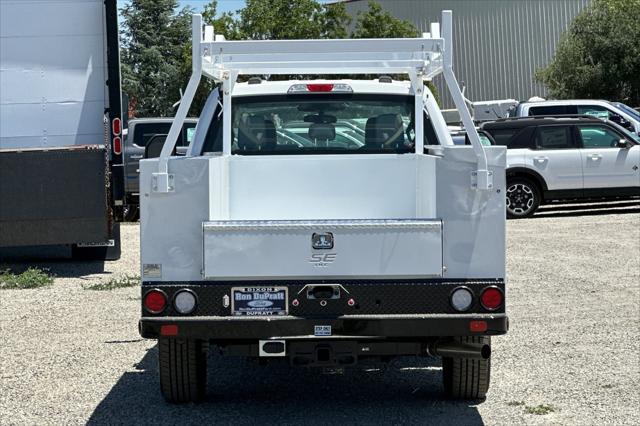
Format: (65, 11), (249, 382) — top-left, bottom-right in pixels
(158, 338), (207, 403)
(506, 178), (540, 219)
(442, 336), (491, 399)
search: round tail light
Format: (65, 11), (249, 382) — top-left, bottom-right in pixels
(480, 287), (503, 311)
(144, 289), (167, 314)
(174, 290), (197, 314)
(450, 287), (473, 312)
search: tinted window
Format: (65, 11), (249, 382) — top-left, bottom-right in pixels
(133, 123), (171, 147)
(578, 125), (623, 148)
(231, 94), (415, 155)
(529, 105), (577, 116)
(535, 126), (573, 149)
(487, 129), (518, 146)
(483, 127), (534, 149)
(133, 122), (195, 147)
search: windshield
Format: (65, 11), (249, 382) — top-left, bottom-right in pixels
(610, 102), (640, 121)
(231, 94), (415, 154)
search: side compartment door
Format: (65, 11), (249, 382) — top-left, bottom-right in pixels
(525, 125), (582, 191)
(576, 124), (640, 189)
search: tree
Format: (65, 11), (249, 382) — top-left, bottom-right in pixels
(120, 0), (192, 117)
(536, 0), (640, 105)
(237, 0), (350, 40)
(350, 1), (440, 105)
(351, 1), (417, 39)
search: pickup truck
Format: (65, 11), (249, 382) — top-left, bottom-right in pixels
(138, 11), (507, 403)
(510, 99), (640, 136)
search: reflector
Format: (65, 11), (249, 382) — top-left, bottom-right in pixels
(480, 287), (503, 311)
(112, 117), (122, 135)
(144, 290), (167, 314)
(113, 136), (122, 155)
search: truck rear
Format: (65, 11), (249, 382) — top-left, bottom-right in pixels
(0, 0), (123, 259)
(138, 11), (507, 403)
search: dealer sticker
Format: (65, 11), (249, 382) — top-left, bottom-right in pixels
(231, 287), (287, 316)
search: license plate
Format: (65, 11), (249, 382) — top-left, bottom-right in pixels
(231, 287), (288, 316)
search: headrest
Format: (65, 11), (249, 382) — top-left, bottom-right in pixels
(308, 123), (336, 141)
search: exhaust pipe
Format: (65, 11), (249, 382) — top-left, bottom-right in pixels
(428, 340), (491, 360)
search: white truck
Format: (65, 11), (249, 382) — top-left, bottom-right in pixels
(0, 0), (123, 259)
(510, 99), (640, 136)
(138, 11), (508, 403)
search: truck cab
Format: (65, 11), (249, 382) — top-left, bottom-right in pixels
(138, 11), (507, 403)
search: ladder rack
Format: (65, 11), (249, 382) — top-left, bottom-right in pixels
(153, 10), (493, 193)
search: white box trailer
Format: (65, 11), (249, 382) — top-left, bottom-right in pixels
(0, 0), (123, 259)
(138, 11), (508, 403)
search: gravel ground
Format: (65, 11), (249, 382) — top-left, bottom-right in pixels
(1, 201), (639, 425)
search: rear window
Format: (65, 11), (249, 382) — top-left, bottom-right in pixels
(486, 128), (518, 146)
(529, 105), (577, 116)
(231, 94), (415, 154)
(482, 127), (534, 149)
(132, 122), (196, 147)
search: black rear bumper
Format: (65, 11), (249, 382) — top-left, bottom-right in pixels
(139, 314), (508, 340)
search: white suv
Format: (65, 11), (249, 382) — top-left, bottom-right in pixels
(482, 116), (640, 218)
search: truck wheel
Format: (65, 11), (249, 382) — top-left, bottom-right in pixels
(71, 222), (121, 261)
(506, 178), (540, 219)
(159, 338), (207, 403)
(442, 336), (491, 399)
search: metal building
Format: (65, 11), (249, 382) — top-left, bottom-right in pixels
(341, 0), (591, 106)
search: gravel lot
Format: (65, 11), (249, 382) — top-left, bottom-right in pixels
(1, 201), (639, 425)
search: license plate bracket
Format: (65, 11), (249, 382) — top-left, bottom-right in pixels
(231, 287), (288, 316)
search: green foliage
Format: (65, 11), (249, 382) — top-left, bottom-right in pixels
(352, 1), (417, 38)
(0, 268), (53, 290)
(536, 0), (640, 105)
(120, 0), (193, 117)
(525, 404), (555, 415)
(237, 0), (350, 40)
(83, 275), (140, 291)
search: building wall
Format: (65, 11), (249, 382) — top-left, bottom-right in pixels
(342, 0), (591, 107)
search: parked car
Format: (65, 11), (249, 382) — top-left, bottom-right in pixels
(122, 118), (197, 220)
(481, 116), (640, 218)
(509, 99), (640, 136)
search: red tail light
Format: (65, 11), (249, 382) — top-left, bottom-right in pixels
(144, 289), (167, 314)
(306, 84), (334, 92)
(113, 136), (122, 155)
(112, 117), (122, 135)
(480, 287), (503, 311)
